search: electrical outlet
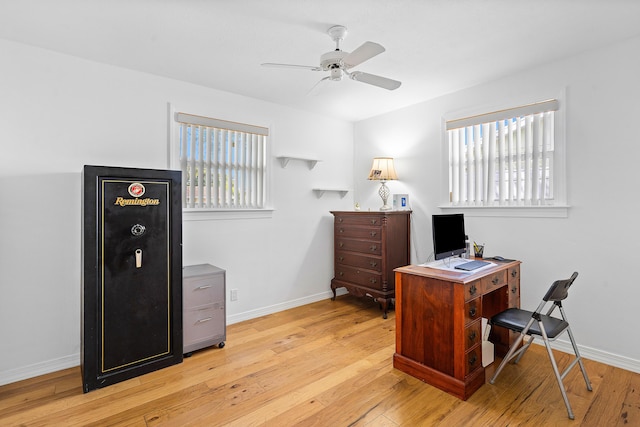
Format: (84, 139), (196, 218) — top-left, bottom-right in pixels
(230, 289), (238, 301)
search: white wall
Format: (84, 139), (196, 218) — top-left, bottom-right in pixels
(355, 35), (640, 371)
(0, 39), (353, 385)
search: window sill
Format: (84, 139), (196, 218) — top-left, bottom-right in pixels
(438, 205), (569, 218)
(183, 208), (275, 221)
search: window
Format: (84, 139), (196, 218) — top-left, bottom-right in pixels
(445, 99), (563, 210)
(172, 111), (269, 210)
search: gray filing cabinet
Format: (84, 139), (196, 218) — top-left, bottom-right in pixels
(183, 264), (226, 355)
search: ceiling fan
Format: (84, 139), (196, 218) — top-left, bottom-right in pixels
(261, 25), (401, 94)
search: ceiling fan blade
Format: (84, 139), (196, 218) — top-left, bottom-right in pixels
(307, 76), (331, 96)
(349, 71), (401, 90)
(261, 63), (322, 71)
(343, 42), (385, 68)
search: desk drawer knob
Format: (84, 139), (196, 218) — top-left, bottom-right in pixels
(370, 261), (377, 268)
(370, 245), (378, 252)
(469, 354), (478, 367)
(338, 218), (343, 223)
(338, 256), (344, 262)
(370, 219), (377, 225)
(370, 231), (377, 237)
(469, 285), (477, 295)
(511, 270), (518, 278)
(369, 278), (377, 284)
(511, 286), (518, 294)
(339, 242), (344, 248)
(468, 330), (477, 341)
(469, 307), (477, 317)
(492, 277), (499, 285)
(339, 228), (344, 233)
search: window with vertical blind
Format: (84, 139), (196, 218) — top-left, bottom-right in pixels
(172, 111), (269, 210)
(445, 99), (565, 212)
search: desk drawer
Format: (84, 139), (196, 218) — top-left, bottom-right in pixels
(184, 303), (225, 345)
(464, 280), (482, 302)
(464, 299), (481, 325)
(334, 215), (383, 227)
(334, 264), (382, 290)
(336, 238), (382, 255)
(465, 346), (482, 377)
(335, 225), (382, 241)
(481, 270), (507, 294)
(336, 251), (382, 272)
(465, 320), (481, 351)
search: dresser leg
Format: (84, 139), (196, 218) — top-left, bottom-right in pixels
(330, 285), (337, 301)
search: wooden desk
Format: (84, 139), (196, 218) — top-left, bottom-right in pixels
(393, 260), (521, 400)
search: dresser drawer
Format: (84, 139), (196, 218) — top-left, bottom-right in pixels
(184, 274), (225, 309)
(336, 238), (382, 255)
(334, 215), (383, 227)
(335, 225), (382, 241)
(334, 264), (383, 290)
(336, 251), (382, 272)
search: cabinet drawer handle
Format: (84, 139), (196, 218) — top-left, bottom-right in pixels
(339, 271), (344, 276)
(370, 231), (377, 237)
(469, 284), (477, 295)
(197, 317), (213, 323)
(338, 256), (344, 262)
(468, 330), (477, 341)
(511, 270), (518, 278)
(370, 219), (377, 225)
(370, 245), (378, 252)
(339, 242), (344, 248)
(492, 277), (499, 285)
(511, 286), (518, 294)
(338, 218), (343, 223)
(339, 228), (344, 233)
(469, 306), (477, 317)
(369, 278), (377, 284)
(370, 261), (377, 267)
(197, 285), (213, 290)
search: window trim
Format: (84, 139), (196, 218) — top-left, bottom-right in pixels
(440, 90), (568, 218)
(167, 104), (273, 220)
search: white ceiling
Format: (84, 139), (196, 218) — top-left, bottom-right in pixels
(2, 0), (640, 122)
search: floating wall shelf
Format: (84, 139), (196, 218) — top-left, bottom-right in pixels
(277, 156), (321, 170)
(313, 189), (349, 199)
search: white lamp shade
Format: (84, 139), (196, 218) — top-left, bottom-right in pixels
(367, 157), (398, 181)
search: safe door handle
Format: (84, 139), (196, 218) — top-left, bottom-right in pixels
(135, 249), (142, 268)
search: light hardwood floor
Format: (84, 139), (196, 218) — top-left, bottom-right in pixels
(1, 294), (638, 426)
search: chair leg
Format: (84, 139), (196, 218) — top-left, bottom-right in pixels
(565, 325), (593, 391)
(539, 321), (575, 420)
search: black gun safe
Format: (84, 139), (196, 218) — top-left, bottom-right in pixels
(82, 165), (183, 392)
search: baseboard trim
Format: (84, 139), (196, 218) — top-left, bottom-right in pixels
(2, 291), (637, 386)
(0, 354), (80, 386)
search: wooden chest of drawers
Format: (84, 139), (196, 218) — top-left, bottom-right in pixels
(330, 211), (411, 318)
(183, 264), (226, 355)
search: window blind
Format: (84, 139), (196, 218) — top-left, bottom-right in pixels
(446, 100), (558, 207)
(175, 112), (268, 209)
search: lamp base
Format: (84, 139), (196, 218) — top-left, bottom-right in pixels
(378, 181), (392, 211)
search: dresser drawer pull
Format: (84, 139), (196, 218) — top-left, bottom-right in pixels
(339, 271), (344, 276)
(511, 269), (518, 278)
(370, 245), (378, 252)
(511, 286), (518, 294)
(338, 256), (344, 262)
(469, 284), (477, 295)
(369, 278), (377, 284)
(338, 228), (344, 233)
(370, 219), (377, 225)
(370, 231), (377, 237)
(468, 330), (477, 341)
(469, 307), (477, 317)
(196, 285), (213, 290)
(492, 277), (499, 285)
(338, 217), (343, 223)
(339, 242), (344, 248)
(370, 261), (377, 267)
(196, 317), (213, 323)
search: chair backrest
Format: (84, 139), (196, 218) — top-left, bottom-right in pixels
(542, 272), (578, 302)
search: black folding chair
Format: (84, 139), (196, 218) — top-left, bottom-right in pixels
(489, 272), (592, 420)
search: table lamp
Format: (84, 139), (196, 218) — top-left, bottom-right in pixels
(367, 157), (397, 211)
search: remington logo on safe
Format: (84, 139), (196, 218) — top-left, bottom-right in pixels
(113, 182), (160, 207)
